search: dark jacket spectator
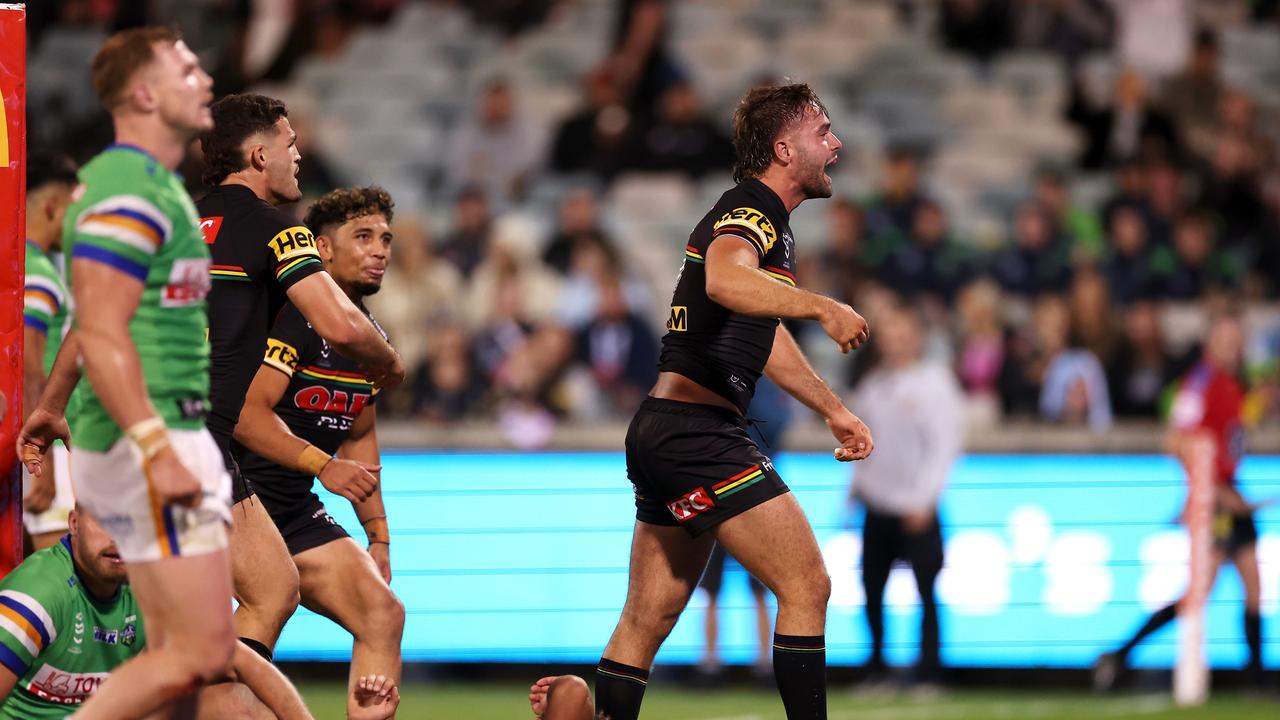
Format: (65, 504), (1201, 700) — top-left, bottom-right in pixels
(1067, 70), (1181, 170)
(940, 0), (1014, 63)
(622, 83), (733, 179)
(992, 203), (1073, 297)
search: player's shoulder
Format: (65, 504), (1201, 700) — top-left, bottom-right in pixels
(707, 180), (784, 255)
(0, 542), (75, 618)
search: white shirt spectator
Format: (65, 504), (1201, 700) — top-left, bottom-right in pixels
(1109, 0), (1192, 78)
(850, 361), (965, 515)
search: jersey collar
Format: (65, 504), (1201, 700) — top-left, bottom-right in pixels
(741, 177), (790, 223)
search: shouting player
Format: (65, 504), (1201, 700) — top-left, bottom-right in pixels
(21, 151), (79, 552)
(233, 187), (404, 717)
(0, 506), (315, 719)
(594, 83), (873, 720)
(196, 94), (404, 663)
(21, 27), (237, 718)
(1093, 313), (1266, 690)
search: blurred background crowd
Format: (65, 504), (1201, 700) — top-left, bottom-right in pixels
(25, 0), (1280, 445)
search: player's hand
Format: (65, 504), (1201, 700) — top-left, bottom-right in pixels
(367, 352), (406, 391)
(350, 674), (399, 720)
(318, 459), (379, 503)
(17, 406), (71, 477)
(529, 676), (558, 717)
(818, 299), (870, 353)
(23, 469), (57, 515)
(368, 541), (392, 583)
(149, 448), (203, 508)
(827, 408), (873, 461)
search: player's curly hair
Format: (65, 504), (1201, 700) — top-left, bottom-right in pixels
(200, 94), (289, 186)
(731, 82), (827, 183)
(303, 186), (395, 235)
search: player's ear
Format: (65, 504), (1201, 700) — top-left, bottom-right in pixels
(315, 233), (334, 262)
(249, 142), (268, 171)
(774, 137), (792, 167)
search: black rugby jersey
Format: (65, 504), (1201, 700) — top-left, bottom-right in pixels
(196, 185), (325, 458)
(658, 178), (795, 413)
(237, 301), (383, 509)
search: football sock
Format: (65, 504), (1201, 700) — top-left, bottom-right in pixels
(773, 633), (826, 719)
(1118, 603), (1177, 657)
(594, 658), (648, 720)
(239, 637), (273, 662)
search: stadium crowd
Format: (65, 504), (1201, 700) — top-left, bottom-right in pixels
(25, 0), (1280, 444)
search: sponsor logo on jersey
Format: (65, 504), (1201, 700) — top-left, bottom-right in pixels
(92, 626), (119, 645)
(199, 216), (223, 244)
(121, 623), (137, 647)
(268, 225), (319, 262)
(713, 207), (778, 253)
(294, 386), (372, 417)
(26, 664), (111, 704)
(265, 338), (300, 373)
(161, 258), (212, 307)
(667, 306), (688, 332)
(667, 487), (715, 522)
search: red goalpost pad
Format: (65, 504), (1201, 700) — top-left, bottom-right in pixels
(0, 3), (26, 576)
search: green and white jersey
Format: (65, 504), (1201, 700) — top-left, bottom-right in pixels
(23, 241), (70, 375)
(63, 144), (212, 452)
(0, 538), (145, 718)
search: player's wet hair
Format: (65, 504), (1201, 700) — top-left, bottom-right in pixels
(91, 26), (182, 111)
(304, 186), (395, 236)
(26, 150), (77, 193)
(200, 93), (289, 186)
(731, 82), (827, 183)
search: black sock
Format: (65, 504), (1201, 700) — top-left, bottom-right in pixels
(239, 637), (273, 662)
(1118, 603), (1177, 657)
(773, 634), (826, 720)
(1245, 610), (1262, 671)
(595, 658), (648, 720)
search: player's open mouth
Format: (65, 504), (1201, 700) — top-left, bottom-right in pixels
(103, 552), (122, 563)
(366, 267), (385, 278)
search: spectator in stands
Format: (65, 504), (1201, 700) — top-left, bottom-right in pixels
(1034, 167), (1104, 259)
(623, 81), (733, 179)
(601, 0), (682, 121)
(576, 273), (659, 417)
(1160, 28), (1224, 156)
(850, 303), (964, 689)
(1101, 205), (1159, 305)
(940, 0), (1014, 63)
(1100, 159), (1152, 230)
(1108, 300), (1185, 417)
(1198, 133), (1268, 251)
(543, 188), (615, 275)
(879, 200), (973, 305)
(816, 199), (873, 305)
(412, 322), (485, 423)
(286, 99), (343, 198)
(1040, 344), (1112, 430)
(863, 147), (929, 251)
(999, 294), (1070, 416)
(1211, 89), (1277, 175)
(1013, 0), (1114, 68)
(1151, 211), (1242, 300)
(550, 70), (633, 181)
(463, 214), (561, 333)
(954, 279), (1007, 424)
(1142, 159), (1185, 248)
(992, 202), (1073, 297)
(447, 78), (543, 205)
(1068, 68), (1181, 171)
(1108, 0), (1193, 79)
(1069, 267), (1118, 367)
(439, 186), (493, 278)
(366, 216), (463, 416)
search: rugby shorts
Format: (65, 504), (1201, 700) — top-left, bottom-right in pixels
(1213, 509), (1258, 556)
(72, 428), (232, 562)
(23, 444), (75, 535)
(263, 493), (350, 556)
(625, 397), (789, 536)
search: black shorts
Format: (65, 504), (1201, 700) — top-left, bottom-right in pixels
(1213, 510), (1258, 556)
(265, 494), (349, 556)
(625, 397), (789, 537)
(212, 429), (255, 503)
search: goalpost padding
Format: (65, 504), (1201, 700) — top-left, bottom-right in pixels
(1174, 432), (1215, 707)
(0, 3), (25, 575)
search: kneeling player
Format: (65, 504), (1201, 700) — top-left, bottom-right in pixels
(0, 506), (314, 719)
(234, 187), (405, 718)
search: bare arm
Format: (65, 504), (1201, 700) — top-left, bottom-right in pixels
(229, 641), (314, 720)
(339, 406), (391, 582)
(764, 326), (874, 461)
(234, 363), (376, 504)
(16, 331), (80, 478)
(704, 237), (868, 352)
(286, 274), (404, 388)
(22, 328), (48, 423)
(0, 665), (17, 702)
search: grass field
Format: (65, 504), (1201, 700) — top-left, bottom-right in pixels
(295, 682), (1278, 719)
